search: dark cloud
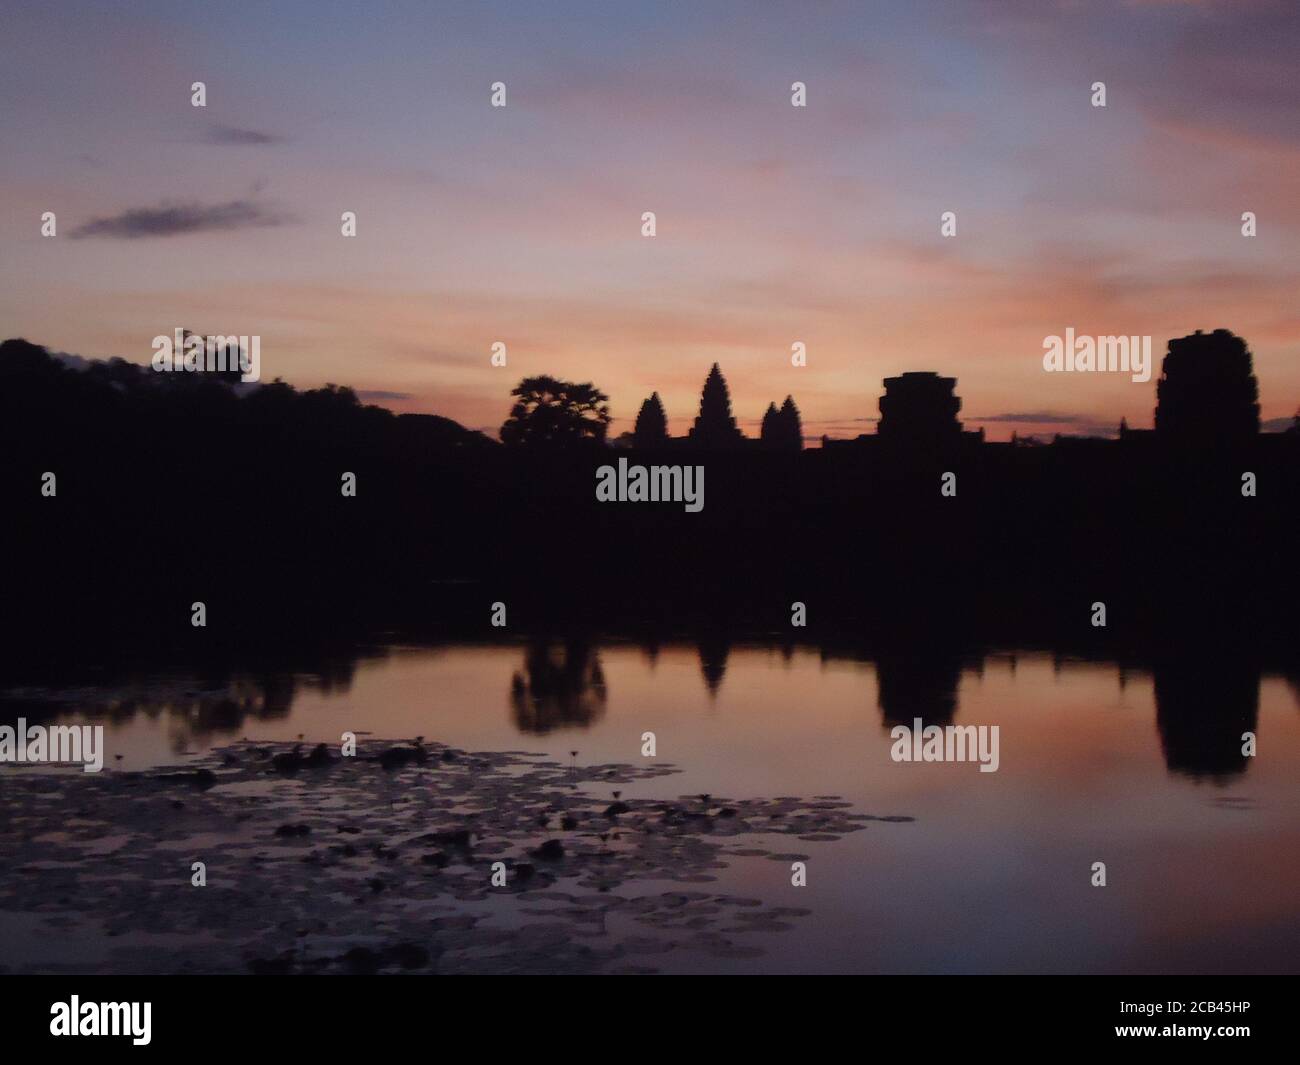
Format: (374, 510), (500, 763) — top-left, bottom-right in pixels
(357, 389), (414, 402)
(971, 411), (1079, 424)
(803, 417), (879, 429)
(970, 411), (1121, 439)
(69, 200), (290, 239)
(1262, 415), (1296, 433)
(205, 125), (286, 146)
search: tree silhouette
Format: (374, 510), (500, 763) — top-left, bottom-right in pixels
(633, 391), (668, 447)
(185, 329), (246, 386)
(688, 363), (743, 447)
(499, 375), (611, 449)
(509, 639), (608, 733)
(759, 401), (781, 448)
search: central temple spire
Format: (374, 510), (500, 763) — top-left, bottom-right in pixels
(688, 363), (744, 448)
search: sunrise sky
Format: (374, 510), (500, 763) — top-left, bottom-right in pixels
(1, 0), (1296, 441)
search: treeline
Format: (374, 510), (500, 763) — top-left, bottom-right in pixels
(0, 338), (496, 456)
(0, 338), (506, 646)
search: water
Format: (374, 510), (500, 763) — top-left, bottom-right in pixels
(4, 639), (1298, 973)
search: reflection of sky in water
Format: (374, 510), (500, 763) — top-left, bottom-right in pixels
(7, 644), (1299, 973)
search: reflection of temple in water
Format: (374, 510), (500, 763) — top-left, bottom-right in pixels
(696, 637), (731, 698)
(874, 649), (964, 728)
(639, 637), (661, 669)
(509, 638), (607, 733)
(1153, 657), (1260, 780)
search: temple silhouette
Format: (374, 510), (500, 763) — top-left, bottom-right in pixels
(619, 328), (1288, 458)
(877, 371), (970, 447)
(686, 362), (745, 449)
(1155, 328), (1261, 444)
(0, 327), (1295, 659)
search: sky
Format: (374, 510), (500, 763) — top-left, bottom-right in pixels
(1, 0), (1297, 441)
